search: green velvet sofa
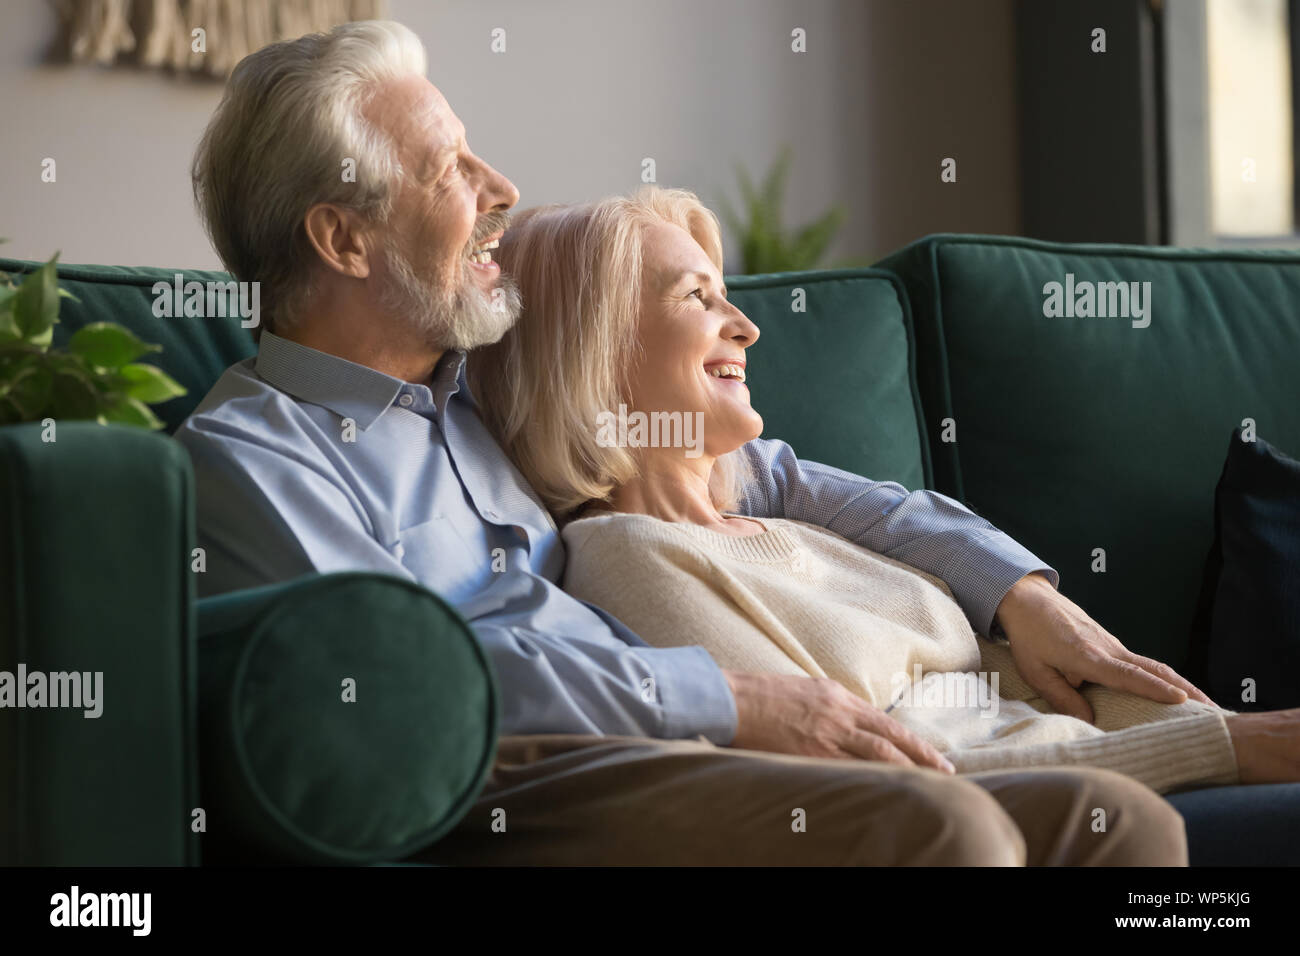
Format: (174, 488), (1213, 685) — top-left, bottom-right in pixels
(3, 234), (1299, 867)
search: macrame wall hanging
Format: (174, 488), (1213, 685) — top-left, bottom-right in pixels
(54, 0), (388, 78)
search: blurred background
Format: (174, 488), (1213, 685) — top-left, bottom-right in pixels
(1, 0), (1296, 272)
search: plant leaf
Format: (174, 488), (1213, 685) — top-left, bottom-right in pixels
(725, 147), (847, 274)
(1, 362), (54, 420)
(0, 396), (23, 426)
(758, 146), (793, 237)
(0, 290), (20, 344)
(789, 205), (846, 270)
(13, 255), (60, 346)
(68, 322), (160, 369)
(102, 395), (164, 430)
(49, 366), (104, 420)
(117, 362), (186, 403)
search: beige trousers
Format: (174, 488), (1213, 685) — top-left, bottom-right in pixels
(411, 733), (1188, 866)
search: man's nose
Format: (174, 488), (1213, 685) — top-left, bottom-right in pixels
(481, 162), (520, 212)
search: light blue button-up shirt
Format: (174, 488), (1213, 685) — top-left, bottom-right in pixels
(176, 332), (1057, 743)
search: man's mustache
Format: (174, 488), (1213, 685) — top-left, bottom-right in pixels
(468, 211), (511, 251)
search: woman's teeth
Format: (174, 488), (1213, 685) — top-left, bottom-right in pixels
(470, 238), (499, 264)
(709, 363), (746, 383)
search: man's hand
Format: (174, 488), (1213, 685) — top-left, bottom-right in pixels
(1225, 709), (1300, 783)
(721, 669), (956, 772)
(994, 571), (1215, 723)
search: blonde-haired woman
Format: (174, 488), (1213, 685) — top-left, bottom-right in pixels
(470, 186), (1300, 794)
(470, 189), (752, 519)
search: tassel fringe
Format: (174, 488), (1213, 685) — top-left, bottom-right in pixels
(54, 0), (388, 77)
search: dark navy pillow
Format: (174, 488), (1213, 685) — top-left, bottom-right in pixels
(1188, 428), (1300, 711)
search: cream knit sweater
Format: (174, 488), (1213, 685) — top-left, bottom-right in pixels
(561, 512), (1239, 795)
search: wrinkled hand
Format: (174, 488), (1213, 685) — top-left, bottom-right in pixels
(1225, 709), (1300, 783)
(994, 572), (1215, 723)
(722, 669), (956, 772)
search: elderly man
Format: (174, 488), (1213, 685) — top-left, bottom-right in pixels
(177, 20), (1197, 865)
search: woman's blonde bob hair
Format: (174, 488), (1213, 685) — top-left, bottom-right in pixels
(470, 185), (752, 521)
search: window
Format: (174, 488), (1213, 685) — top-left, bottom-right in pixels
(1207, 0), (1294, 236)
(1165, 0), (1300, 245)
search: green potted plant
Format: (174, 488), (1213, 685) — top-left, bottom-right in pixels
(719, 145), (863, 274)
(0, 247), (184, 429)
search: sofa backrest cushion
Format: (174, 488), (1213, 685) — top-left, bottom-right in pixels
(1, 258), (256, 432)
(728, 269), (931, 490)
(879, 234), (1300, 665)
(4, 260), (931, 489)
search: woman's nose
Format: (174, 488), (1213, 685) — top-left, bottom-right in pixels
(725, 307), (760, 347)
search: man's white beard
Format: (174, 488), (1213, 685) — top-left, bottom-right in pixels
(379, 233), (521, 351)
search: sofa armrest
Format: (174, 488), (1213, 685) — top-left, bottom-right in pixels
(196, 572), (498, 864)
(0, 421), (199, 865)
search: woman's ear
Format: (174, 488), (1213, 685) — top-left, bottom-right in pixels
(303, 203), (374, 279)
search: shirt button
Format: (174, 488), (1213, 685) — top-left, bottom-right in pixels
(398, 394), (414, 408)
(484, 509), (499, 520)
(393, 543), (405, 559)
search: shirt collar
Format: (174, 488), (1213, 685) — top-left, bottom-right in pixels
(432, 349), (480, 413)
(254, 333), (480, 428)
(255, 332), (408, 430)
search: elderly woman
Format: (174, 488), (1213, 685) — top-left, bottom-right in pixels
(469, 186), (1300, 794)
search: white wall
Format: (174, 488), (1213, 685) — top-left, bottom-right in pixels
(0, 0), (1021, 271)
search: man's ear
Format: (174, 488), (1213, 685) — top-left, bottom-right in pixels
(303, 203), (376, 279)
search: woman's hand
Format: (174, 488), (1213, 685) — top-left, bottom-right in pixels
(721, 669), (956, 772)
(995, 571), (1215, 723)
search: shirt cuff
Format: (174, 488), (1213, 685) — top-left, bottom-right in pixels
(633, 645), (738, 744)
(940, 529), (1060, 637)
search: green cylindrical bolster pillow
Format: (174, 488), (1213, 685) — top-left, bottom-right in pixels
(196, 572), (497, 865)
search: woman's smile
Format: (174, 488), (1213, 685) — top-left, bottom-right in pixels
(704, 359), (747, 385)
